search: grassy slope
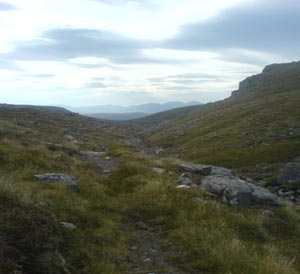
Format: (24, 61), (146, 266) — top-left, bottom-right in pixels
(0, 106), (299, 274)
(148, 62), (300, 177)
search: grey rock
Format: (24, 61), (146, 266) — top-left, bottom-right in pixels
(262, 210), (275, 217)
(177, 173), (193, 185)
(178, 177), (193, 185)
(65, 134), (77, 143)
(278, 189), (295, 197)
(144, 258), (151, 263)
(178, 163), (212, 175)
(60, 222), (77, 230)
(191, 197), (211, 203)
(34, 173), (77, 187)
(278, 166), (300, 185)
(210, 166), (234, 177)
(178, 162), (233, 177)
(201, 176), (253, 207)
(201, 176), (281, 207)
(176, 184), (191, 189)
(152, 167), (166, 174)
(249, 184), (282, 206)
(81, 150), (104, 157)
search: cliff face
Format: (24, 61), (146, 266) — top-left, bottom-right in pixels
(236, 61), (300, 94)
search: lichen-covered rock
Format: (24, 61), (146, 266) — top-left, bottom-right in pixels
(176, 184), (191, 189)
(178, 162), (233, 177)
(262, 210), (275, 217)
(60, 222), (77, 230)
(177, 173), (193, 185)
(201, 176), (253, 208)
(34, 173), (77, 187)
(152, 167), (166, 174)
(248, 184), (282, 206)
(178, 163), (212, 175)
(201, 176), (281, 207)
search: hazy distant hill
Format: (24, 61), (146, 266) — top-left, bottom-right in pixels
(87, 112), (148, 121)
(66, 101), (201, 116)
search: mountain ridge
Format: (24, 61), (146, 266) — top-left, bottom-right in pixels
(66, 101), (201, 115)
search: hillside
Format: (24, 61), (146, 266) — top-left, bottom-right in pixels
(125, 104), (202, 130)
(1, 62), (300, 274)
(146, 61), (300, 174)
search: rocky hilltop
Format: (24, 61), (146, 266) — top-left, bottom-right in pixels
(237, 60), (300, 93)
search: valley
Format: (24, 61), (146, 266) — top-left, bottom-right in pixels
(0, 61), (300, 274)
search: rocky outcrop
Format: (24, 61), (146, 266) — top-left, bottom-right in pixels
(177, 173), (193, 185)
(176, 162), (282, 207)
(247, 183), (281, 206)
(34, 173), (77, 187)
(238, 74), (262, 92)
(201, 176), (253, 207)
(201, 176), (281, 207)
(178, 162), (234, 177)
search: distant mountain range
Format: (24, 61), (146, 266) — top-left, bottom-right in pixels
(65, 101), (201, 120)
(87, 112), (149, 121)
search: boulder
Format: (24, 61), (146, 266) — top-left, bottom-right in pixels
(262, 210), (275, 217)
(176, 184), (191, 189)
(152, 167), (166, 174)
(60, 222), (77, 230)
(177, 173), (193, 185)
(201, 176), (253, 207)
(210, 166), (234, 177)
(200, 176), (282, 207)
(178, 162), (233, 177)
(248, 184), (282, 206)
(178, 163), (212, 175)
(34, 173), (77, 187)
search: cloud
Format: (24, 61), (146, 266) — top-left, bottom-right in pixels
(92, 0), (148, 5)
(164, 0), (300, 60)
(0, 2), (17, 11)
(0, 59), (21, 71)
(160, 85), (200, 91)
(168, 73), (220, 79)
(4, 28), (159, 64)
(26, 74), (55, 78)
(148, 73), (227, 85)
(83, 82), (106, 89)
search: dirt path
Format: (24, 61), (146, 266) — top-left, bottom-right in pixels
(125, 219), (190, 274)
(77, 150), (120, 176)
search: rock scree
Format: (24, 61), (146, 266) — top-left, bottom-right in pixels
(34, 173), (77, 187)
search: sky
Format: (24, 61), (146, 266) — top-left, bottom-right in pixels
(0, 0), (299, 106)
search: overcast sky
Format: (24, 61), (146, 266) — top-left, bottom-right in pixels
(0, 0), (299, 106)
